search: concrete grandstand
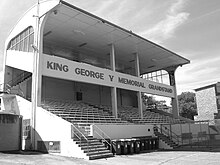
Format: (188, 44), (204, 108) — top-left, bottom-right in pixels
(0, 0), (216, 160)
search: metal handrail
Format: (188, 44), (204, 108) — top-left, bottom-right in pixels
(93, 124), (111, 148)
(72, 124), (89, 141)
(72, 124), (91, 154)
(0, 71), (31, 96)
(161, 124), (180, 145)
(154, 124), (180, 145)
(7, 72), (31, 87)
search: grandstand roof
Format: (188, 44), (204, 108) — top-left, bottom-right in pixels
(43, 0), (190, 75)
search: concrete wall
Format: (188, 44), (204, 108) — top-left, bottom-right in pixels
(35, 107), (87, 159)
(0, 114), (21, 151)
(160, 123), (210, 145)
(91, 124), (154, 139)
(41, 76), (137, 107)
(42, 77), (75, 101)
(0, 94), (88, 159)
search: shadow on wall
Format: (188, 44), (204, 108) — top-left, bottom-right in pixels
(0, 95), (60, 154)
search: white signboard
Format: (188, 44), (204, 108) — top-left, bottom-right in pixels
(42, 55), (175, 98)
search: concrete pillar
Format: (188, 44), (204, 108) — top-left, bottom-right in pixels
(134, 53), (143, 118)
(167, 66), (179, 118)
(110, 44), (118, 118)
(30, 5), (48, 150)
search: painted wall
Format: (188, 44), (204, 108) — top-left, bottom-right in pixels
(35, 107), (87, 159)
(41, 76), (137, 107)
(42, 55), (175, 98)
(91, 124), (154, 139)
(42, 76), (75, 101)
(1, 95), (33, 149)
(0, 114), (21, 151)
(0, 94), (88, 159)
(6, 51), (34, 73)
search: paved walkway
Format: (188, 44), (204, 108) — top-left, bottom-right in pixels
(1, 150), (220, 165)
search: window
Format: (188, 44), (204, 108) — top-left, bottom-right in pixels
(7, 26), (34, 52)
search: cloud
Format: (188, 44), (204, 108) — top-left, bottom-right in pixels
(141, 0), (190, 43)
(176, 54), (220, 94)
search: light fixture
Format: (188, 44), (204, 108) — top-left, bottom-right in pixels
(72, 29), (85, 35)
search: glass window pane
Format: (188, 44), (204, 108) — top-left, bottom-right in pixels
(29, 27), (34, 33)
(24, 37), (27, 52)
(20, 32), (24, 40)
(15, 43), (19, 50)
(24, 29), (28, 38)
(19, 40), (24, 51)
(28, 33), (34, 52)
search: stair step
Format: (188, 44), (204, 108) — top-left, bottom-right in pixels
(89, 152), (114, 160)
(86, 150), (111, 156)
(154, 130), (179, 148)
(78, 141), (102, 147)
(76, 139), (100, 144)
(83, 147), (107, 153)
(80, 144), (104, 149)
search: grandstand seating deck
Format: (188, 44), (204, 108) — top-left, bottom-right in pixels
(95, 105), (185, 124)
(41, 100), (127, 124)
(41, 100), (186, 125)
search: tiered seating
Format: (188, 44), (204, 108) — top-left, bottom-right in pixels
(41, 100), (127, 124)
(98, 105), (185, 124)
(93, 105), (185, 124)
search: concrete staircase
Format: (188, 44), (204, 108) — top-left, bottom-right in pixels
(73, 124), (113, 160)
(74, 136), (113, 160)
(154, 127), (179, 149)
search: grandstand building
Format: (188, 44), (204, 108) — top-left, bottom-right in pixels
(2, 0), (213, 160)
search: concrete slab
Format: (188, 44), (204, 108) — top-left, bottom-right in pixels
(1, 150), (220, 165)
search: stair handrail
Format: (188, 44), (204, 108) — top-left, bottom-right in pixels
(72, 124), (89, 141)
(9, 85), (25, 98)
(72, 124), (90, 154)
(161, 124), (180, 145)
(154, 124), (180, 146)
(93, 124), (111, 149)
(0, 72), (31, 96)
(6, 72), (31, 88)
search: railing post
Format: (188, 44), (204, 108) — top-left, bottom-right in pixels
(170, 124), (172, 140)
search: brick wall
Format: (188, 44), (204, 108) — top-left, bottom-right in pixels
(195, 86), (217, 121)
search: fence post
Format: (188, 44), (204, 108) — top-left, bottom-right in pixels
(180, 123), (183, 145)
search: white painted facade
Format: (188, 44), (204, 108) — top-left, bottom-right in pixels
(0, 0), (191, 157)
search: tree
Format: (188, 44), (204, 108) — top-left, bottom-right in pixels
(178, 92), (197, 120)
(142, 94), (168, 110)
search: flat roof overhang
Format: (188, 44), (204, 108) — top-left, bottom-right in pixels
(43, 0), (190, 75)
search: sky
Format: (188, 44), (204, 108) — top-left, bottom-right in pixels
(0, 0), (220, 95)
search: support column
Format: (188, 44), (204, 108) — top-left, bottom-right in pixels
(110, 44), (118, 118)
(30, 3), (48, 150)
(134, 53), (143, 118)
(167, 66), (179, 118)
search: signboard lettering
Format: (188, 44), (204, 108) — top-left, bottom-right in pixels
(47, 61), (69, 72)
(75, 68), (104, 80)
(43, 56), (175, 98)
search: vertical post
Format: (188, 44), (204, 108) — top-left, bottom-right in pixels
(180, 123), (183, 145)
(166, 66), (179, 118)
(188, 123), (191, 147)
(170, 124), (172, 140)
(134, 53), (143, 118)
(199, 121), (202, 142)
(19, 116), (23, 150)
(31, 0), (40, 150)
(110, 44), (117, 118)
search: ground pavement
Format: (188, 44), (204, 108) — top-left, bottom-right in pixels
(1, 149), (220, 165)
